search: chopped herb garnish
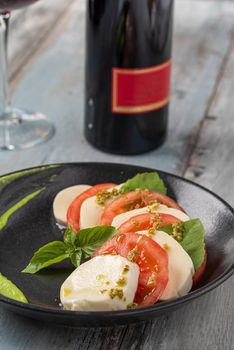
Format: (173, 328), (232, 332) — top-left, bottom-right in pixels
(109, 288), (124, 300)
(96, 188), (121, 206)
(127, 247), (138, 262)
(127, 302), (138, 309)
(122, 265), (130, 274)
(116, 277), (127, 287)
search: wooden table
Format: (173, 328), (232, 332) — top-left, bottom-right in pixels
(0, 0), (233, 349)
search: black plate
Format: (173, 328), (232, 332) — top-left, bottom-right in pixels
(0, 162), (233, 327)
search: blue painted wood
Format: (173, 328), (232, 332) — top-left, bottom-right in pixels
(0, 0), (233, 349)
(0, 0), (234, 176)
(185, 44), (234, 203)
(9, 0), (76, 80)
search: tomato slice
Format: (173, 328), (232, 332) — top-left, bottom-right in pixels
(193, 251), (207, 287)
(67, 183), (115, 232)
(101, 189), (184, 226)
(94, 232), (169, 306)
(118, 213), (180, 235)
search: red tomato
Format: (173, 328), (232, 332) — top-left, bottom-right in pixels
(118, 213), (180, 235)
(193, 251), (207, 287)
(101, 189), (184, 226)
(67, 183), (115, 232)
(94, 232), (169, 307)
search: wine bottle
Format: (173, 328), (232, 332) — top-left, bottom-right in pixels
(85, 0), (174, 155)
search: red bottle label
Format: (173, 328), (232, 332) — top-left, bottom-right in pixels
(112, 60), (171, 114)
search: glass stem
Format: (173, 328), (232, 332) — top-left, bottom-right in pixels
(0, 12), (11, 118)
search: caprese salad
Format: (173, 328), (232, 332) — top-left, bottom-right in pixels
(23, 172), (206, 312)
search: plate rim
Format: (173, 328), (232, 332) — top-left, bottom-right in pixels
(0, 161), (233, 319)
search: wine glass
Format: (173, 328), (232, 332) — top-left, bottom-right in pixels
(0, 0), (55, 150)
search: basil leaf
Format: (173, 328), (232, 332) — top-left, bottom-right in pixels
(180, 219), (206, 271)
(22, 241), (69, 274)
(70, 249), (82, 267)
(161, 219), (205, 271)
(77, 226), (118, 257)
(121, 172), (167, 195)
(0, 273), (28, 303)
(64, 225), (77, 247)
(23, 226), (118, 274)
(160, 225), (173, 235)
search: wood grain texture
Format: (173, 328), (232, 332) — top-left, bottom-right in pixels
(0, 281), (233, 350)
(185, 37), (234, 203)
(8, 0), (76, 83)
(1, 0), (234, 175)
(0, 0), (234, 349)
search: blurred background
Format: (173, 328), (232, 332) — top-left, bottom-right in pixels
(4, 0), (234, 198)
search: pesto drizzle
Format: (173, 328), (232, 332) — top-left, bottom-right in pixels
(0, 273), (28, 303)
(0, 188), (44, 230)
(0, 165), (59, 192)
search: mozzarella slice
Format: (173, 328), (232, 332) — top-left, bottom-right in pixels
(138, 230), (194, 300)
(60, 255), (139, 311)
(112, 207), (147, 228)
(157, 206), (190, 222)
(111, 205), (190, 229)
(53, 185), (91, 225)
(79, 184), (124, 229)
(79, 196), (104, 229)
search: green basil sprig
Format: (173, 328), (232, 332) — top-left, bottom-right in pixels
(22, 225), (118, 274)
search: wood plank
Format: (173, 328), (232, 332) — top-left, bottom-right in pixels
(8, 0), (76, 82)
(175, 36), (234, 350)
(184, 37), (234, 204)
(1, 0), (234, 176)
(0, 280), (233, 350)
